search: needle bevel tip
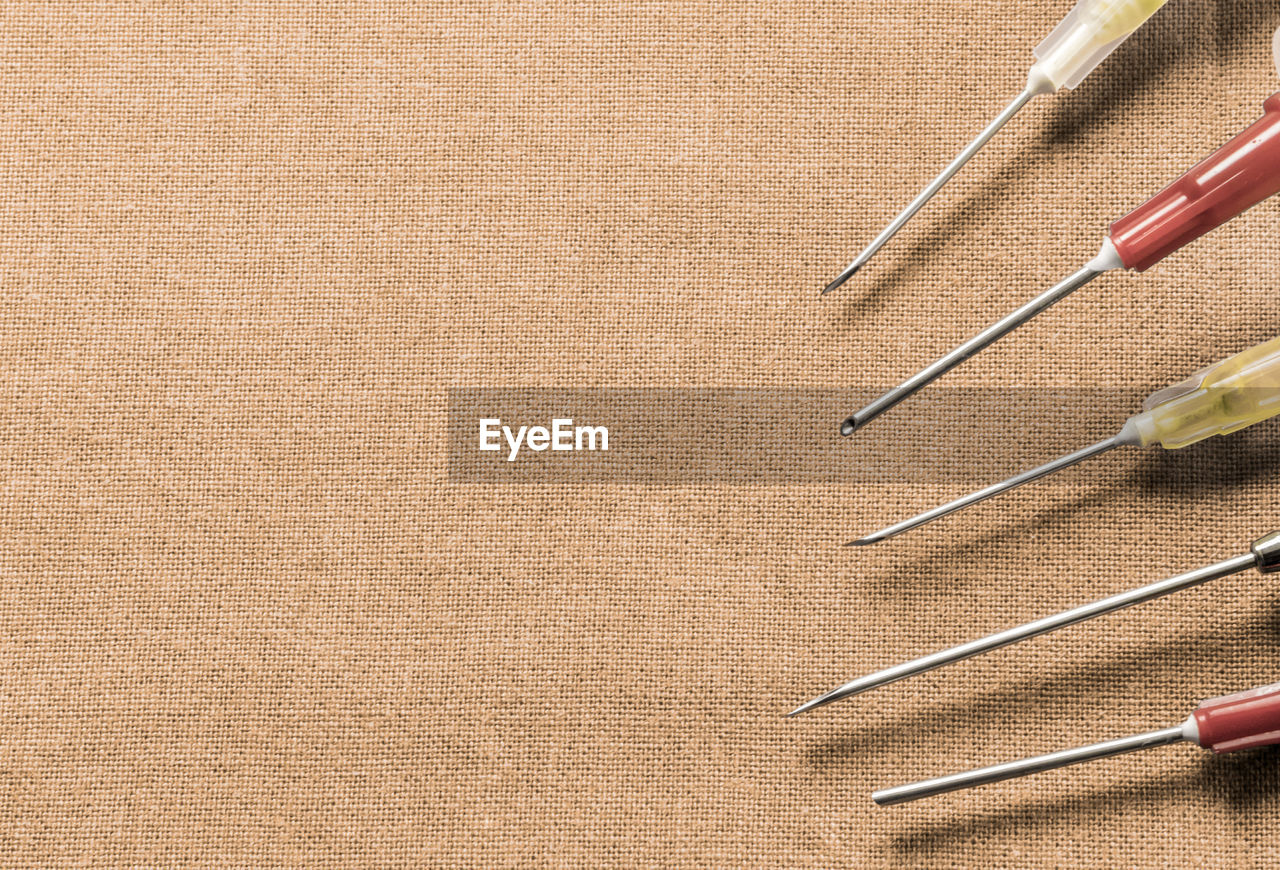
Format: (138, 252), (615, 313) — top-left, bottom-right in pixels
(821, 261), (862, 296)
(839, 416), (858, 437)
(787, 697), (826, 717)
(844, 534), (881, 547)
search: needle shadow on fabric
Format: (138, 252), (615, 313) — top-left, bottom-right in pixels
(827, 159), (1040, 328)
(854, 419), (1280, 564)
(799, 600), (1280, 767)
(1129, 421), (1280, 501)
(883, 746), (1280, 864)
(851, 483), (1129, 602)
(1036, 0), (1202, 146)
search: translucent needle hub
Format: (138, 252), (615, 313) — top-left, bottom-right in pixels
(823, 0), (1172, 292)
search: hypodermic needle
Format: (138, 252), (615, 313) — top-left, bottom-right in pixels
(790, 532), (1280, 716)
(849, 333), (1280, 546)
(823, 0), (1171, 293)
(840, 90), (1280, 434)
(872, 680), (1280, 804)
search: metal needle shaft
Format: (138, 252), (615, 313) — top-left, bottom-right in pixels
(872, 726), (1187, 805)
(788, 552), (1256, 716)
(840, 263), (1104, 435)
(848, 435), (1122, 546)
(823, 87), (1040, 295)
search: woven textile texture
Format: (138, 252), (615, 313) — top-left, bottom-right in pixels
(5, 0), (1280, 866)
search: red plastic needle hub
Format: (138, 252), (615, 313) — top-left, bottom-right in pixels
(1110, 92), (1280, 272)
(1194, 682), (1280, 753)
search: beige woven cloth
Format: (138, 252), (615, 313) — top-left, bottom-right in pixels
(5, 1), (1280, 866)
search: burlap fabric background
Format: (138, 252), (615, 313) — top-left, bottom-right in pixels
(5, 0), (1280, 866)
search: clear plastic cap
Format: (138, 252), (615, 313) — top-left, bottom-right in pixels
(1031, 0), (1169, 91)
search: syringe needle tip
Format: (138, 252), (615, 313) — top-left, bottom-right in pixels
(844, 534), (881, 547)
(839, 413), (864, 437)
(788, 690), (843, 717)
(821, 260), (863, 296)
